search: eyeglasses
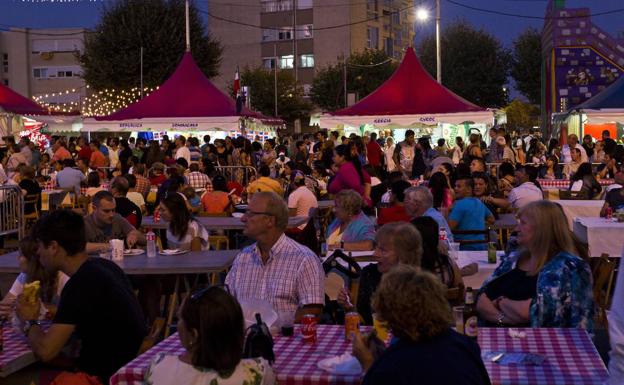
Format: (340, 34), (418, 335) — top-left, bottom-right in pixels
(243, 209), (274, 217)
(190, 284), (230, 302)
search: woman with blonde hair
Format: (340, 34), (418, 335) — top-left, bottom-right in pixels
(337, 222), (422, 325)
(353, 266), (490, 385)
(476, 200), (594, 329)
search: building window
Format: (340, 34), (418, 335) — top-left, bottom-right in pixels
(33, 68), (48, 78)
(367, 27), (379, 49)
(300, 54), (314, 68)
(2, 53), (8, 73)
(263, 57), (277, 69)
(392, 11), (400, 25)
(262, 29), (277, 42)
(297, 24), (313, 39)
(278, 27), (293, 40)
(261, 0), (292, 13)
(298, 0), (312, 9)
(279, 55), (294, 69)
(385, 37), (393, 57)
(367, 0), (378, 11)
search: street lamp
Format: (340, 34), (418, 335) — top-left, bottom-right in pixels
(416, 8), (429, 21)
(415, 1), (441, 84)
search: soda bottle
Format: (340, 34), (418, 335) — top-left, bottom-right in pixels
(487, 242), (497, 264)
(153, 207), (161, 223)
(463, 287), (478, 340)
(146, 230), (156, 258)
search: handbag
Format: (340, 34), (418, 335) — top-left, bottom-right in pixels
(242, 313), (275, 364)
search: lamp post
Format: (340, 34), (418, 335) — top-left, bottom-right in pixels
(416, 1), (441, 84)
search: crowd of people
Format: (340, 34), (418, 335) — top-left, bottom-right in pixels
(0, 124), (620, 385)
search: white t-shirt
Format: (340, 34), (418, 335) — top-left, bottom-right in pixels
(127, 191), (145, 209)
(508, 182), (543, 210)
(287, 185), (318, 230)
(166, 219), (209, 251)
(175, 146), (191, 165)
(9, 271), (70, 318)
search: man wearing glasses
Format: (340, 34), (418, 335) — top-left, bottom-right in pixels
(83, 190), (145, 254)
(225, 192), (324, 320)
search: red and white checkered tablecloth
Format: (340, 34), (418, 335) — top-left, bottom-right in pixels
(111, 325), (362, 385)
(479, 328), (609, 385)
(538, 178), (614, 188)
(0, 323), (39, 377)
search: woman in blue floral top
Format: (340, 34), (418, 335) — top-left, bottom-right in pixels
(476, 200), (594, 330)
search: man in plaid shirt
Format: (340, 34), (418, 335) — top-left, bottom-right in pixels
(186, 163), (211, 190)
(226, 192), (324, 318)
(132, 164), (151, 197)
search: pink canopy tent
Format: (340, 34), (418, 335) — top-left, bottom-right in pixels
(83, 52), (282, 132)
(0, 83), (80, 138)
(0, 83), (52, 116)
(320, 47), (492, 127)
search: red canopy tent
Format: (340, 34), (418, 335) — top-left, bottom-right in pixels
(0, 83), (52, 116)
(320, 47), (492, 128)
(83, 52), (282, 132)
(1, 83), (80, 140)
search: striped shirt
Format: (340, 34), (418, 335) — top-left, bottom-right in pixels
(225, 234), (324, 313)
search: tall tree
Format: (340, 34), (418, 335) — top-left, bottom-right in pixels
(80, 0), (222, 91)
(505, 99), (540, 130)
(418, 20), (511, 108)
(310, 49), (397, 111)
(234, 66), (312, 123)
(511, 28), (542, 105)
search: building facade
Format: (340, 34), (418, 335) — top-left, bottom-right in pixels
(0, 28), (87, 108)
(208, 0), (415, 96)
(541, 0), (624, 138)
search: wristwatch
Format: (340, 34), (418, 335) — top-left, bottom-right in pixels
(496, 312), (506, 326)
(23, 319), (42, 335)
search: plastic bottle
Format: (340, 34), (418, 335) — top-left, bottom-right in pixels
(146, 230), (156, 258)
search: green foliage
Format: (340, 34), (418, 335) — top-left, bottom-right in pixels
(310, 49), (397, 111)
(80, 0), (222, 91)
(234, 66), (312, 123)
(418, 20), (511, 108)
(511, 28), (542, 105)
(505, 99), (540, 130)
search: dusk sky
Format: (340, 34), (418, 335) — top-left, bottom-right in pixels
(0, 0), (622, 98)
(0, 0), (622, 46)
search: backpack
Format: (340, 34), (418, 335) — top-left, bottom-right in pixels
(242, 313), (275, 364)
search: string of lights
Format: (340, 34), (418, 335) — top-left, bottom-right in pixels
(32, 85), (157, 116)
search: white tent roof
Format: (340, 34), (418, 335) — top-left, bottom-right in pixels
(581, 109), (624, 124)
(319, 110), (494, 128)
(81, 116), (244, 132)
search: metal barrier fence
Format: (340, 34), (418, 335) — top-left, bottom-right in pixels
(214, 166), (257, 186)
(0, 185), (24, 241)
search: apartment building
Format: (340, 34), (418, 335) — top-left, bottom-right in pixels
(208, 0), (415, 96)
(0, 28), (87, 107)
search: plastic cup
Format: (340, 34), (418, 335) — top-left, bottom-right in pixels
(453, 306), (465, 334)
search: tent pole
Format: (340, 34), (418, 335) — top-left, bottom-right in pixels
(140, 46), (144, 98)
(274, 43), (278, 117)
(185, 0), (191, 52)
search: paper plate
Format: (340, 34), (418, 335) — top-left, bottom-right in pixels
(159, 249), (187, 255)
(318, 353), (363, 375)
(123, 249), (145, 256)
(238, 298), (278, 329)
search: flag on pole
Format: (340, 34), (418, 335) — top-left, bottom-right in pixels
(233, 66), (240, 97)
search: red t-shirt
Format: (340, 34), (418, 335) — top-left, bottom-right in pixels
(377, 205), (411, 226)
(78, 147), (92, 162)
(366, 141), (383, 167)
